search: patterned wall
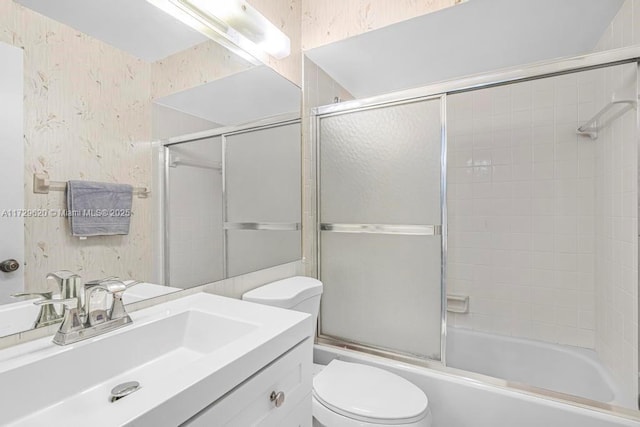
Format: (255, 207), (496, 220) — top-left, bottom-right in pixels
(0, 0), (304, 293)
(150, 40), (254, 100)
(302, 0), (459, 50)
(250, 0), (302, 87)
(0, 1), (153, 290)
(151, 0), (303, 97)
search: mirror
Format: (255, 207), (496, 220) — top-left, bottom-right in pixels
(158, 76), (301, 287)
(0, 0), (301, 339)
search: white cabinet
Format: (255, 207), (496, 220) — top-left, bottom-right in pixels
(185, 338), (312, 427)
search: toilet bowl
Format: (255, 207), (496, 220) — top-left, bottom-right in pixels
(313, 359), (432, 426)
(242, 277), (433, 427)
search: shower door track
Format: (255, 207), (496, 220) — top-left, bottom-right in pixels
(312, 46), (640, 118)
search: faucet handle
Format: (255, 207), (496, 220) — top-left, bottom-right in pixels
(124, 280), (142, 290)
(85, 278), (139, 323)
(85, 276), (118, 286)
(106, 280), (141, 321)
(85, 278), (129, 326)
(34, 297), (77, 308)
(98, 280), (127, 294)
(46, 270), (78, 280)
(35, 298), (82, 337)
(12, 292), (54, 300)
(46, 270), (81, 300)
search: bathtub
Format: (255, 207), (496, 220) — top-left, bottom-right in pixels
(446, 327), (628, 407)
(314, 344), (640, 427)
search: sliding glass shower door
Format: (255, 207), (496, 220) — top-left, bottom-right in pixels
(225, 122), (302, 277)
(318, 96), (445, 361)
(164, 119), (301, 288)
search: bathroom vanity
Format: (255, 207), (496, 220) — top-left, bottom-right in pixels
(0, 293), (313, 426)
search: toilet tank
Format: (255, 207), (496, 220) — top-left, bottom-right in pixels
(242, 276), (323, 337)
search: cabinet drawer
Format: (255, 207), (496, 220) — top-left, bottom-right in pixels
(279, 394), (312, 427)
(184, 338), (312, 427)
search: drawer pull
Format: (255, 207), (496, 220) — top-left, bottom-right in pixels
(270, 390), (285, 408)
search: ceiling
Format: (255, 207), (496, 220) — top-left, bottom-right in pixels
(15, 0), (623, 99)
(305, 0), (625, 98)
(16, 0), (208, 61)
(16, 1), (301, 127)
(154, 66), (301, 126)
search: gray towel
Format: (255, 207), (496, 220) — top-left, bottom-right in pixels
(67, 181), (133, 237)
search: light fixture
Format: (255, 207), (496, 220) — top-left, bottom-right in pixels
(146, 0), (290, 64)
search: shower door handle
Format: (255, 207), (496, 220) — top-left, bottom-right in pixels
(320, 223), (441, 236)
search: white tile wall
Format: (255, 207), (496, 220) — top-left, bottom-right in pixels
(592, 0), (640, 405)
(447, 71), (600, 349)
(448, 1), (640, 403)
(594, 63), (639, 406)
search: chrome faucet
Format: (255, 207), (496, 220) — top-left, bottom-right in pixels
(46, 270), (82, 301)
(12, 270), (82, 328)
(35, 274), (141, 346)
(84, 278), (132, 325)
(11, 292), (60, 328)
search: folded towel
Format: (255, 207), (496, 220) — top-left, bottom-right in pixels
(67, 180), (133, 237)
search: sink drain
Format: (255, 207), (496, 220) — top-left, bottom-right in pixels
(110, 381), (141, 402)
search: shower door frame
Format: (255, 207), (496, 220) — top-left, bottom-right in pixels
(314, 94), (449, 364)
(313, 46), (640, 385)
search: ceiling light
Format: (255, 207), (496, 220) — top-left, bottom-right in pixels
(146, 0), (290, 64)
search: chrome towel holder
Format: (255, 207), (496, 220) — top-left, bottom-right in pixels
(576, 97), (637, 140)
(33, 173), (150, 198)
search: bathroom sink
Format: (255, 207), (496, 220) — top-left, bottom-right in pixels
(0, 298), (40, 337)
(0, 283), (180, 337)
(0, 292), (311, 426)
(106, 281), (182, 307)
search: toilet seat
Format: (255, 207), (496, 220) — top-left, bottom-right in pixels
(313, 360), (430, 425)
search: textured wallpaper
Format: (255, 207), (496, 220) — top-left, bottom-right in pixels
(302, 0), (460, 50)
(151, 40), (254, 100)
(151, 0), (303, 95)
(249, 0), (302, 87)
(0, 1), (153, 290)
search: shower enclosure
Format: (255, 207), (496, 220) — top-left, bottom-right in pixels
(164, 117), (301, 289)
(313, 47), (639, 410)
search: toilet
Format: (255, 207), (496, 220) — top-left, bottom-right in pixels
(242, 276), (433, 427)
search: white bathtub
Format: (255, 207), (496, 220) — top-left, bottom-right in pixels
(446, 327), (629, 407)
(314, 344), (640, 427)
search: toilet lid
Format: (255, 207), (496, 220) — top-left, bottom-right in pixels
(313, 360), (429, 425)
